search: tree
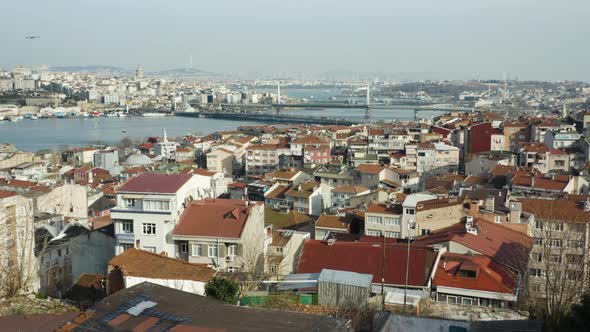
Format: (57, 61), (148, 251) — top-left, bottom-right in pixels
(205, 277), (240, 304)
(518, 201), (590, 330)
(563, 293), (590, 332)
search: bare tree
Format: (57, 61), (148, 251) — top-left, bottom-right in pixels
(514, 200), (590, 329)
(0, 196), (40, 298)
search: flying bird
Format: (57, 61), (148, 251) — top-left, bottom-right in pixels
(25, 35), (40, 39)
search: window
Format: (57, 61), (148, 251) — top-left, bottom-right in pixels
(549, 254), (562, 263)
(567, 240), (584, 249)
(143, 246), (156, 253)
(121, 220), (133, 233)
(125, 198), (136, 208)
(551, 223), (564, 231)
(567, 254), (583, 265)
(58, 249), (62, 256)
(447, 296), (457, 305)
(121, 243), (134, 251)
(276, 246), (283, 254)
(179, 241), (188, 254)
(462, 298), (473, 306)
(531, 268), (544, 277)
(384, 217), (400, 226)
(385, 231), (399, 238)
(208, 244), (219, 258)
(227, 244), (237, 257)
(534, 238), (543, 246)
(367, 216), (382, 224)
(270, 265), (277, 274)
(367, 230), (381, 237)
(532, 253), (542, 262)
(142, 223), (156, 235)
(144, 200), (170, 211)
(495, 216), (502, 224)
(421, 229), (431, 236)
(192, 244), (202, 257)
(531, 283), (542, 293)
(535, 221), (544, 230)
(228, 267), (237, 273)
(405, 208), (415, 215)
(550, 239), (562, 247)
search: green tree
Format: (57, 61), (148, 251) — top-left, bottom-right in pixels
(205, 277), (240, 304)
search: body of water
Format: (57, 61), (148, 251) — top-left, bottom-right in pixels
(1, 107), (439, 152)
(0, 117), (262, 152)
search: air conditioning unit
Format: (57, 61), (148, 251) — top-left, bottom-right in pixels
(225, 255), (234, 262)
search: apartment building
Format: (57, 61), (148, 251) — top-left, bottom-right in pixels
(245, 144), (290, 177)
(172, 199), (267, 273)
(111, 173), (207, 256)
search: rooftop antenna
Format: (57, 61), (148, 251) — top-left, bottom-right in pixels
(366, 82), (370, 106)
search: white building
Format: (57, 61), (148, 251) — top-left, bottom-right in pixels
(111, 173), (210, 256)
(402, 193), (438, 238)
(154, 131), (177, 161)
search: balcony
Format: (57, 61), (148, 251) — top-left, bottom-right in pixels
(116, 233), (135, 243)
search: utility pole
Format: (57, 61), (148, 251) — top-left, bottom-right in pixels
(381, 234), (386, 310)
(403, 223), (412, 315)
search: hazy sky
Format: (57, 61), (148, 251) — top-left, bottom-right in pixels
(1, 0), (589, 81)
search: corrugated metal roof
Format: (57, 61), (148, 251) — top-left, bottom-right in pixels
(318, 269), (372, 288)
(276, 273), (319, 291)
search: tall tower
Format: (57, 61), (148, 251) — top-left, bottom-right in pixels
(563, 103), (567, 118)
(135, 65), (144, 80)
(277, 81), (281, 105)
(364, 83), (371, 120)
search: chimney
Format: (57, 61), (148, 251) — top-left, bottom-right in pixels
(531, 174), (535, 188)
(509, 201), (522, 223)
(465, 216), (474, 228)
(484, 195), (495, 213)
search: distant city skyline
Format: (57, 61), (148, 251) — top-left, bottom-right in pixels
(1, 0), (589, 81)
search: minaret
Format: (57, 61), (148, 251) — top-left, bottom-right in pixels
(366, 83), (370, 106)
(277, 81), (281, 105)
(563, 103), (567, 118)
(163, 129), (168, 142)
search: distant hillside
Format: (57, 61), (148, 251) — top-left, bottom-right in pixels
(150, 68), (215, 76)
(49, 65), (128, 73)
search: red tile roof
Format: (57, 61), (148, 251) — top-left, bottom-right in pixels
(117, 173), (192, 193)
(355, 164), (385, 174)
(108, 249), (215, 282)
(292, 135), (329, 145)
(434, 253), (516, 294)
(174, 199), (261, 239)
(0, 177), (40, 188)
(297, 239), (439, 286)
(0, 191), (17, 199)
(520, 197), (590, 222)
(415, 218), (533, 268)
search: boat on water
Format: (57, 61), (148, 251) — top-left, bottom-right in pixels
(122, 130), (127, 133)
(30, 115), (38, 120)
(142, 113), (168, 117)
(9, 116), (24, 122)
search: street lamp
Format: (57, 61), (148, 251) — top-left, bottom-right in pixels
(402, 220), (416, 314)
